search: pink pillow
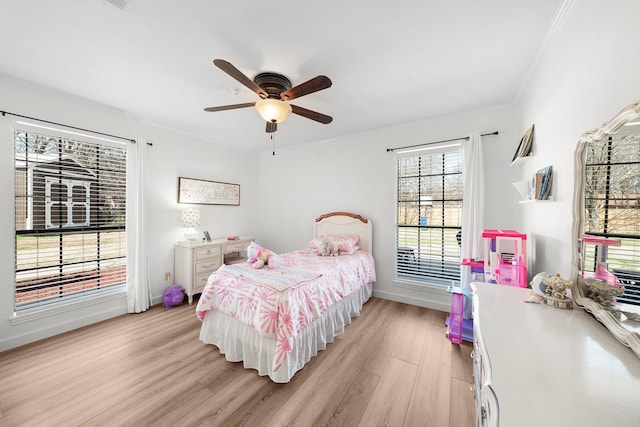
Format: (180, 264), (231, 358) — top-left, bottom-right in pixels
(308, 234), (359, 253)
(308, 237), (325, 250)
(327, 234), (360, 253)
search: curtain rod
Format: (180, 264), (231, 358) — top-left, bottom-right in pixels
(0, 110), (150, 145)
(386, 130), (499, 152)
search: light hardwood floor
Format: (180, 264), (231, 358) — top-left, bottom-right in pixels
(0, 297), (475, 427)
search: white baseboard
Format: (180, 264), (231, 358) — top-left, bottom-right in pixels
(372, 288), (451, 313)
(0, 303), (128, 352)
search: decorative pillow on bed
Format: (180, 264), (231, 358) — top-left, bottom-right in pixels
(309, 234), (360, 253)
(331, 234), (360, 253)
(308, 237), (325, 251)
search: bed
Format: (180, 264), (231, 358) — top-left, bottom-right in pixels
(195, 212), (376, 383)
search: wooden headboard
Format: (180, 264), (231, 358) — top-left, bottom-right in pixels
(314, 212), (373, 253)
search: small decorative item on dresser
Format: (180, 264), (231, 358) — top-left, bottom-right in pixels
(542, 274), (573, 309)
(203, 231), (212, 242)
(526, 272), (573, 309)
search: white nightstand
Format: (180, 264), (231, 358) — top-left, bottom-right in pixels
(174, 237), (253, 304)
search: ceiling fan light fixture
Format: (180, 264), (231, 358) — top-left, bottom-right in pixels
(255, 99), (292, 123)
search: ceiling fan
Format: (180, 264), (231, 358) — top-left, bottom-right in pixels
(204, 59), (333, 133)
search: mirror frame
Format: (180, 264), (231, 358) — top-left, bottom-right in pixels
(571, 100), (640, 359)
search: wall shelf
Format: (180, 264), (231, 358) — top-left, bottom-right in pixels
(519, 196), (555, 204)
(509, 154), (532, 167)
(512, 165), (554, 202)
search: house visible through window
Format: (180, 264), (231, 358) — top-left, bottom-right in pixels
(583, 131), (640, 305)
(14, 129), (127, 311)
(396, 144), (462, 286)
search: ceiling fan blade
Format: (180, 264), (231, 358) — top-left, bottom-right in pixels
(291, 104), (333, 124)
(213, 59), (268, 99)
(280, 75), (332, 101)
(204, 102), (256, 112)
(266, 122), (277, 133)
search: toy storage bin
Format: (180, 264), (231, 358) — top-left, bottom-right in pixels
(448, 288), (465, 344)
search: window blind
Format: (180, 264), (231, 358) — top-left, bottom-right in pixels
(584, 133), (640, 305)
(396, 145), (462, 285)
(14, 129), (127, 311)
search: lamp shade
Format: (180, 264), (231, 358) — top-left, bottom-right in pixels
(182, 208), (200, 228)
(255, 99), (292, 123)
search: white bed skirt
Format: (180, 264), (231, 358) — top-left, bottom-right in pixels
(199, 282), (373, 383)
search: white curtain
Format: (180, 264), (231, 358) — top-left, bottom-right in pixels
(460, 131), (485, 291)
(127, 140), (151, 313)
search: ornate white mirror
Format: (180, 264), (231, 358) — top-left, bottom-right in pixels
(571, 101), (640, 358)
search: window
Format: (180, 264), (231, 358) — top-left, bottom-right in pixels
(45, 178), (91, 228)
(396, 144), (462, 286)
(583, 131), (640, 305)
(14, 129), (127, 311)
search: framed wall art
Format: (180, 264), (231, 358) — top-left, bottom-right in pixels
(178, 177), (240, 206)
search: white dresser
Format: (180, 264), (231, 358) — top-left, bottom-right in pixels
(471, 282), (640, 427)
(174, 237), (253, 304)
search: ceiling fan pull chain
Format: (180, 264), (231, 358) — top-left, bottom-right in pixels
(271, 134), (276, 156)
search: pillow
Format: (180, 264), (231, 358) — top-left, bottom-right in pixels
(330, 234), (359, 252)
(327, 234), (360, 253)
(308, 237), (325, 250)
(308, 234), (360, 253)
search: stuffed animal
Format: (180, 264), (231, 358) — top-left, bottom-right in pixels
(317, 237), (339, 257)
(246, 242), (279, 269)
(316, 237), (329, 256)
(163, 285), (185, 308)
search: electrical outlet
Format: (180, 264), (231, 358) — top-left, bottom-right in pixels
(164, 272), (171, 281)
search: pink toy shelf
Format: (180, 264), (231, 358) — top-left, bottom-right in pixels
(581, 234), (621, 288)
(449, 229), (527, 345)
(482, 229), (527, 287)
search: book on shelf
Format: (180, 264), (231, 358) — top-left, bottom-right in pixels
(527, 165), (553, 200)
(512, 124), (535, 163)
(534, 172), (544, 199)
(537, 165), (553, 200)
(541, 169), (553, 200)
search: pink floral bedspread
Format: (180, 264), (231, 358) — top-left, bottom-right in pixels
(196, 249), (376, 371)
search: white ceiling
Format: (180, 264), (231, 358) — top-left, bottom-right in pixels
(0, 0), (566, 151)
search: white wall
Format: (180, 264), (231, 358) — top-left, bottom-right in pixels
(514, 0), (640, 279)
(257, 107), (521, 311)
(0, 76), (259, 350)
